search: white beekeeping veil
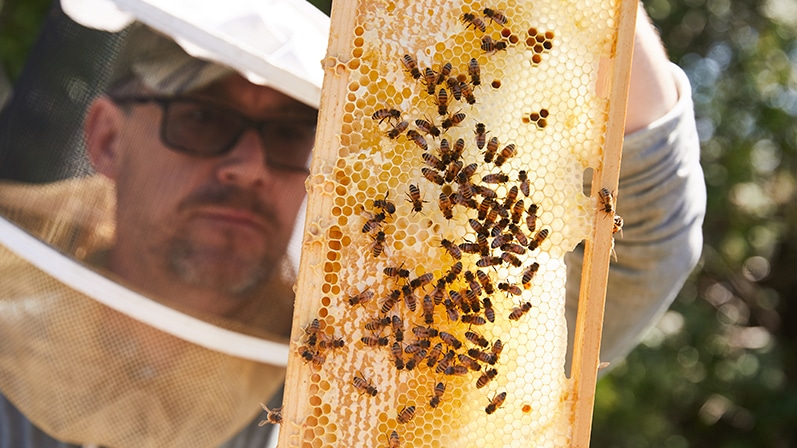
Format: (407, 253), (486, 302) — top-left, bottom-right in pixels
(0, 0), (327, 446)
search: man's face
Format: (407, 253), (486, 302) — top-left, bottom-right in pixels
(90, 74), (316, 315)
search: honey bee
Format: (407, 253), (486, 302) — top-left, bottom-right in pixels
(431, 280), (447, 304)
(457, 181), (475, 201)
(441, 111), (466, 130)
(521, 262), (540, 286)
(511, 199), (525, 224)
(401, 54), (421, 79)
(406, 184), (425, 213)
(598, 187), (616, 214)
(258, 404), (283, 425)
(467, 218), (487, 237)
(501, 185), (518, 210)
(439, 138), (452, 162)
(508, 223), (529, 247)
(439, 331), (463, 349)
(301, 347), (326, 366)
(461, 12), (487, 32)
(384, 264), (410, 280)
(454, 163), (477, 185)
(372, 108), (401, 124)
(421, 167), (445, 186)
(476, 368), (499, 389)
(443, 298), (460, 322)
(489, 232), (511, 249)
(410, 273), (434, 290)
(485, 392), (507, 414)
(465, 289), (481, 313)
(435, 87), (449, 115)
(493, 144), (516, 167)
(458, 241), (480, 255)
(483, 7), (508, 25)
(465, 330), (490, 348)
(436, 349), (456, 373)
(401, 285), (418, 312)
(353, 372), (378, 396)
(444, 261), (463, 283)
(391, 342), (405, 370)
(459, 82), (476, 105)
(387, 120), (409, 139)
(389, 430), (401, 448)
(426, 342), (443, 367)
(390, 314), (405, 342)
(303, 317), (321, 346)
(613, 214), (624, 236)
(373, 194), (397, 214)
(361, 335), (389, 347)
(458, 353), (483, 371)
(440, 238), (462, 260)
(406, 129), (428, 151)
(518, 170), (530, 196)
(446, 77), (462, 101)
(528, 228), (549, 251)
(476, 270), (495, 294)
(461, 314), (487, 325)
(415, 118), (441, 138)
(445, 364), (470, 376)
(463, 271), (481, 295)
(481, 36), (507, 54)
(429, 381), (446, 408)
(396, 405), (416, 424)
(362, 212), (386, 233)
(491, 339), (504, 359)
(501, 252), (523, 267)
(404, 339), (430, 354)
(422, 152), (445, 171)
(348, 289), (375, 307)
(423, 67), (438, 95)
(406, 348), (427, 371)
(498, 282), (523, 296)
(525, 203), (538, 233)
(412, 325), (439, 339)
(444, 160), (463, 183)
(476, 255), (502, 268)
(474, 122), (487, 149)
(448, 289), (469, 313)
(475, 197), (492, 220)
(452, 138), (466, 161)
(481, 172), (508, 184)
(473, 184), (497, 199)
(482, 297), (496, 322)
(381, 289), (401, 314)
(470, 348), (497, 365)
(436, 62), (452, 85)
(370, 231), (386, 257)
(508, 302), (533, 320)
(422, 294), (435, 324)
(365, 316), (392, 331)
(501, 242), (527, 255)
(469, 58), (481, 86)
(484, 136), (499, 163)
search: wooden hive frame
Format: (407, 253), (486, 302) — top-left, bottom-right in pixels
(280, 0), (637, 446)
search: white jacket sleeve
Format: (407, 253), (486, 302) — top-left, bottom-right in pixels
(564, 63), (706, 372)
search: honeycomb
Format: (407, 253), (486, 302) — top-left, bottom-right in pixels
(279, 0), (629, 446)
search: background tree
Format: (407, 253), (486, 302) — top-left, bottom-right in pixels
(2, 0), (795, 446)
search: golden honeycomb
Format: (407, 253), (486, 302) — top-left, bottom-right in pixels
(280, 0), (630, 446)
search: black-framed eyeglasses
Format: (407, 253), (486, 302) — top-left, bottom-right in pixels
(110, 96), (317, 173)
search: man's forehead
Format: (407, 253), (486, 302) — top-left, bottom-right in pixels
(192, 74), (318, 118)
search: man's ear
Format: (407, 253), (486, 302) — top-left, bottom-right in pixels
(85, 96), (124, 180)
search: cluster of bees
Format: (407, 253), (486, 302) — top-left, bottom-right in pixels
(347, 5), (559, 430)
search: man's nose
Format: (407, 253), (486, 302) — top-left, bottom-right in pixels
(215, 129), (271, 187)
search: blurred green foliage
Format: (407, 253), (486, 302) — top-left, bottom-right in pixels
(592, 0), (797, 446)
(2, 0), (796, 446)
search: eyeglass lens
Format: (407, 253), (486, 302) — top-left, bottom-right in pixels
(162, 100), (316, 171)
